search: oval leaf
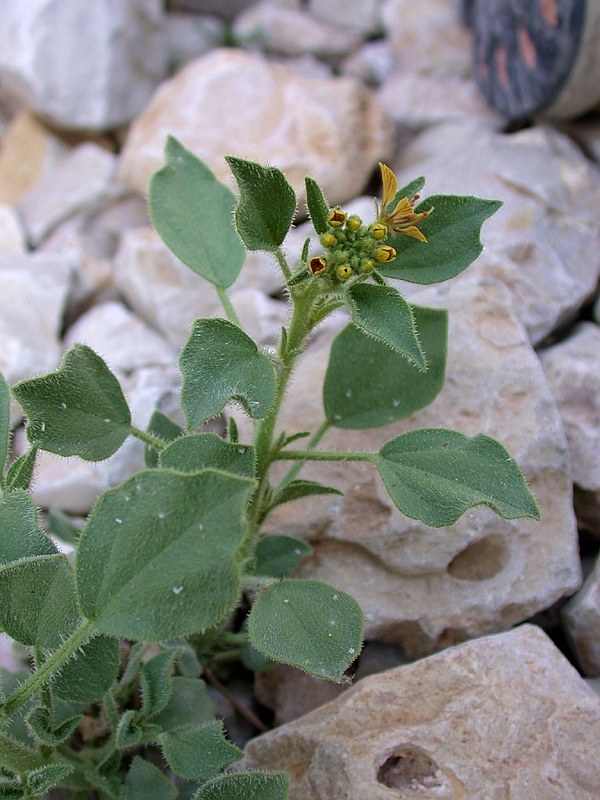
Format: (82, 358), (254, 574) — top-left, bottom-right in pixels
(248, 579), (363, 681)
(376, 429), (541, 527)
(324, 305), (447, 429)
(76, 469), (254, 640)
(52, 635), (120, 704)
(11, 344), (131, 461)
(196, 772), (290, 800)
(153, 677), (215, 732)
(160, 721), (242, 781)
(25, 764), (74, 795)
(140, 649), (180, 718)
(226, 156), (296, 251)
(381, 195), (502, 284)
(0, 491), (57, 566)
(346, 283), (426, 369)
(149, 136), (245, 288)
(254, 535), (313, 579)
(180, 319), (277, 428)
(305, 176), (329, 235)
(268, 479), (341, 515)
(5, 445), (38, 493)
(124, 757), (178, 800)
(160, 433), (255, 478)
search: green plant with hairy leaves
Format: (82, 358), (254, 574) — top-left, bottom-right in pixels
(0, 136), (539, 799)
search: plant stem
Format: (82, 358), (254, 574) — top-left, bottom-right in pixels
(1, 620), (95, 718)
(34, 647), (52, 711)
(217, 286), (241, 327)
(277, 419), (330, 489)
(274, 449), (374, 462)
(129, 426), (166, 450)
(275, 247), (292, 282)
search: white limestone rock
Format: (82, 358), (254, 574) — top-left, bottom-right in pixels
(562, 553), (600, 676)
(244, 626), (600, 800)
(391, 122), (600, 344)
(539, 323), (600, 533)
(165, 13), (225, 70)
(0, 205), (26, 253)
(18, 143), (119, 246)
(262, 276), (581, 655)
(309, 0), (382, 36)
(0, 0), (168, 130)
(341, 40), (396, 87)
(118, 48), (393, 207)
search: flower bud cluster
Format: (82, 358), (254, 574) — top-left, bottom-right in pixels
(308, 208), (397, 283)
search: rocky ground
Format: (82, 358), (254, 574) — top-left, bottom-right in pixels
(1, 0), (600, 797)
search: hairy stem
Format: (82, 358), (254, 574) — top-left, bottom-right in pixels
(274, 449), (374, 462)
(277, 419), (331, 489)
(217, 285), (241, 327)
(129, 426), (166, 451)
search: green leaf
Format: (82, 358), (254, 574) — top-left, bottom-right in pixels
(0, 731), (44, 774)
(195, 771), (290, 800)
(160, 721), (242, 781)
(52, 636), (120, 704)
(76, 468), (254, 640)
(140, 649), (181, 718)
(391, 176), (425, 209)
(0, 783), (24, 799)
(0, 555), (79, 648)
(152, 677), (215, 732)
(375, 429), (541, 527)
(47, 507), (82, 546)
(381, 195), (502, 284)
(226, 156), (296, 251)
(116, 711), (145, 750)
(149, 136), (245, 288)
(160, 434), (255, 479)
(11, 345), (131, 461)
(145, 411), (184, 468)
(248, 579), (363, 681)
(4, 445), (38, 492)
(0, 491), (57, 566)
(26, 706), (83, 746)
(180, 319), (277, 428)
(254, 535), (313, 579)
(305, 177), (329, 235)
(0, 371), (10, 478)
(268, 480), (341, 514)
(346, 283), (426, 370)
(85, 769), (123, 799)
(124, 757), (178, 800)
(324, 305), (448, 429)
(25, 764), (74, 795)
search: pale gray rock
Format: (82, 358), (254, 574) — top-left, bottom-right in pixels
(0, 254), (72, 423)
(165, 13), (225, 70)
(18, 143), (119, 246)
(229, 288), (288, 347)
(0, 204), (26, 253)
(0, 0), (168, 130)
(233, 3), (362, 59)
(539, 323), (600, 533)
(118, 48), (393, 207)
(0, 634), (24, 673)
(63, 301), (176, 374)
(263, 276), (581, 655)
(562, 554), (600, 676)
(588, 677), (600, 697)
(391, 122), (600, 344)
(167, 0), (258, 20)
(244, 626), (600, 800)
(341, 40), (396, 87)
(381, 0), (472, 78)
(309, 0), (382, 36)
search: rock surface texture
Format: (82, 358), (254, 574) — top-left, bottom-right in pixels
(244, 625), (600, 800)
(562, 554), (600, 676)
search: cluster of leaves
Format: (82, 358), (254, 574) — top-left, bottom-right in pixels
(0, 136), (539, 799)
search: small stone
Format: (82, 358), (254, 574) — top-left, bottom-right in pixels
(0, 204), (26, 253)
(18, 142), (119, 246)
(229, 288), (288, 346)
(118, 48), (393, 208)
(0, 633), (26, 673)
(0, 0), (168, 130)
(166, 0), (258, 20)
(309, 0), (382, 36)
(341, 39), (396, 87)
(562, 553), (600, 676)
(255, 664), (345, 725)
(165, 13), (225, 70)
(539, 323), (600, 533)
(244, 626), (600, 800)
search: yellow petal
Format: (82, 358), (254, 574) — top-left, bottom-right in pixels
(389, 196), (414, 219)
(400, 226), (428, 243)
(379, 163), (398, 210)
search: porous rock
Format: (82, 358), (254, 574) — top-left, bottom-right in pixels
(539, 323), (600, 534)
(264, 276), (581, 655)
(244, 625), (600, 800)
(562, 553), (600, 677)
(0, 0), (167, 130)
(118, 48), (393, 206)
(392, 122), (600, 344)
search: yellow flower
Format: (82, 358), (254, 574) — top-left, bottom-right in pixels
(327, 208), (347, 228)
(376, 163), (431, 242)
(309, 256), (327, 275)
(374, 245), (396, 263)
(336, 264), (352, 279)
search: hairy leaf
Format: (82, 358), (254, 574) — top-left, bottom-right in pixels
(4, 446), (38, 492)
(140, 649), (181, 718)
(47, 507), (82, 546)
(268, 480), (341, 514)
(0, 731), (44, 774)
(160, 434), (255, 478)
(305, 177), (329, 234)
(254, 535), (313, 579)
(160, 721), (242, 780)
(0, 371), (9, 478)
(149, 136), (245, 288)
(153, 677), (215, 732)
(124, 757), (178, 800)
(77, 469), (254, 640)
(195, 771), (290, 800)
(0, 491), (57, 566)
(52, 635), (120, 704)
(180, 319), (276, 428)
(324, 305), (447, 428)
(226, 157), (296, 251)
(376, 429), (541, 526)
(145, 411), (184, 468)
(25, 764), (74, 795)
(248, 579), (363, 681)
(12, 345), (131, 461)
(26, 707), (83, 746)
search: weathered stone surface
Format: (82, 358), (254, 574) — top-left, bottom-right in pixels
(233, 3), (362, 59)
(341, 40), (396, 87)
(539, 323), (600, 534)
(263, 276), (581, 654)
(167, 0), (258, 20)
(165, 13), (225, 70)
(0, 0), (168, 130)
(0, 111), (67, 205)
(18, 143), (119, 246)
(562, 554), (600, 676)
(244, 625), (600, 800)
(0, 204), (26, 253)
(381, 0), (472, 77)
(118, 48), (393, 206)
(309, 0), (382, 36)
(392, 122), (600, 344)
(63, 301), (176, 374)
